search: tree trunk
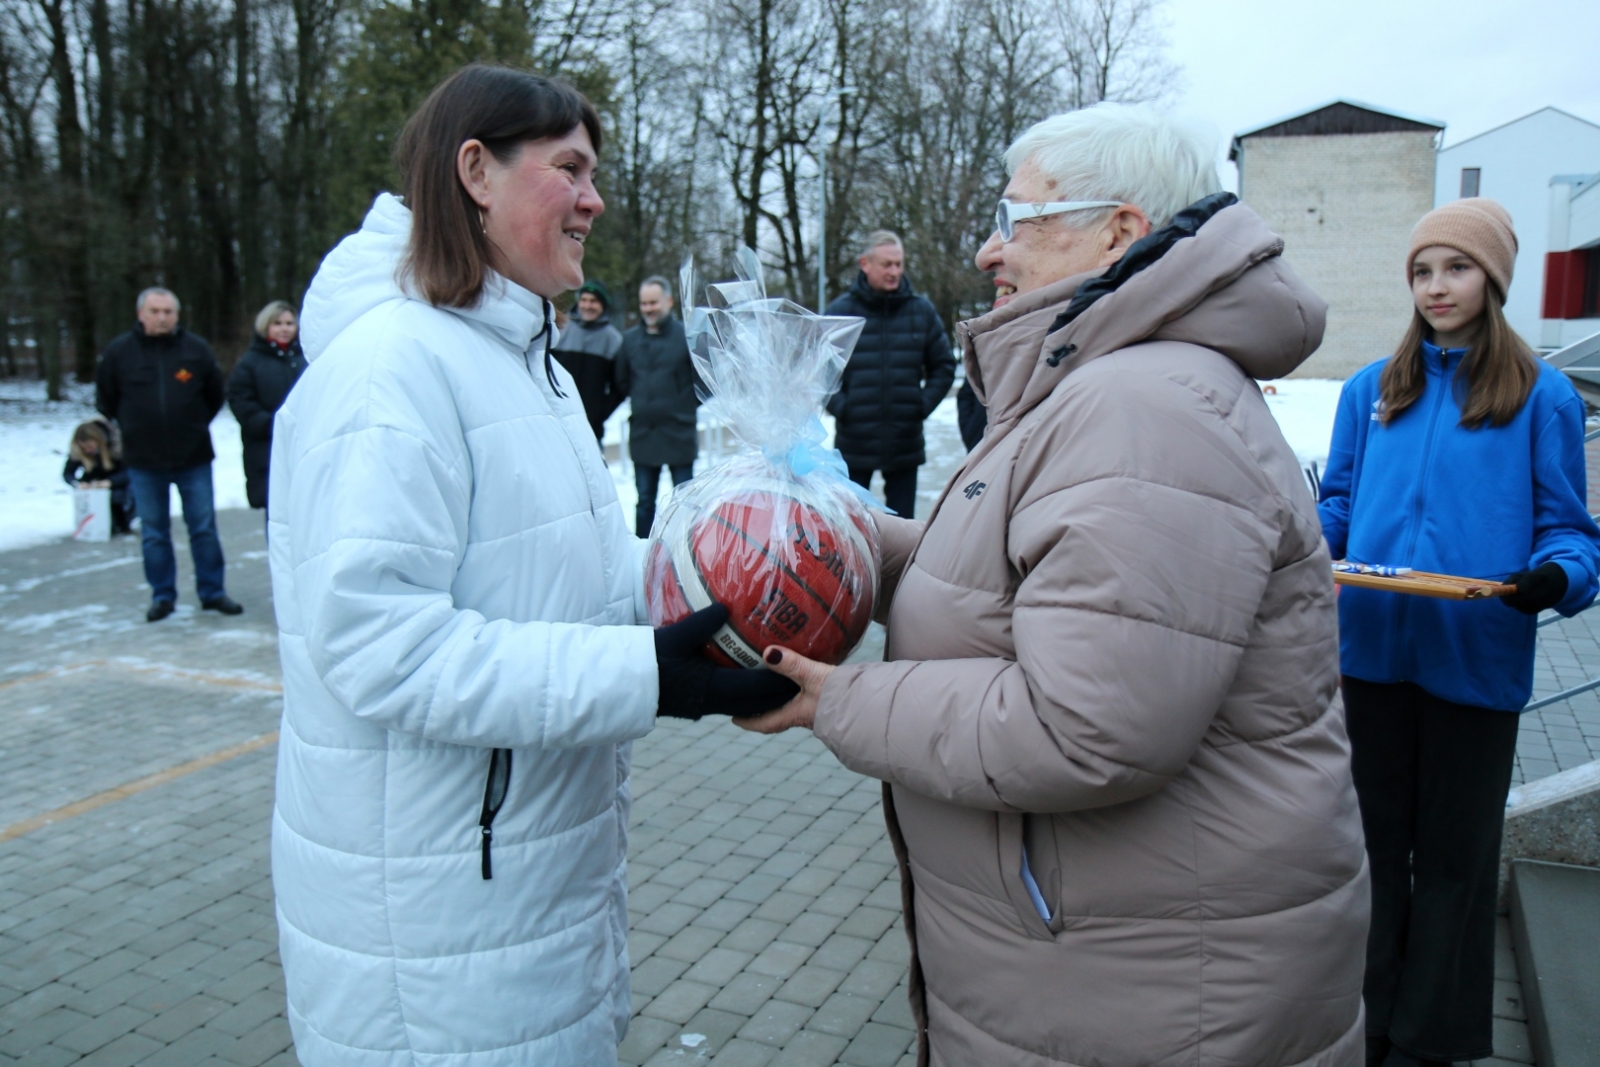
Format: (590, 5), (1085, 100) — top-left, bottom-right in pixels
(235, 0), (262, 324)
(742, 0), (774, 251)
(41, 0), (98, 382)
(40, 312), (63, 401)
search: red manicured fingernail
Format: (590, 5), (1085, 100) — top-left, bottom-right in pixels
(765, 649), (782, 665)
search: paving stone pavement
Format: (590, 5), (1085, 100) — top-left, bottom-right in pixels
(2, 397), (1592, 1066)
(0, 510), (919, 1067)
(1516, 607), (1600, 783)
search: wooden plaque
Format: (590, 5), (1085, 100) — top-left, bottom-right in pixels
(1332, 567), (1516, 600)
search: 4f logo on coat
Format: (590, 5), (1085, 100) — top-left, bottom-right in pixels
(174, 368), (193, 383)
(963, 480), (987, 499)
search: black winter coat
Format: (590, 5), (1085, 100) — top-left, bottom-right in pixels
(227, 335), (307, 509)
(95, 325), (225, 470)
(552, 314), (625, 439)
(824, 273), (955, 470)
(956, 380), (987, 451)
(617, 315), (700, 467)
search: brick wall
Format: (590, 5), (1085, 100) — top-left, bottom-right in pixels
(1238, 131), (1438, 379)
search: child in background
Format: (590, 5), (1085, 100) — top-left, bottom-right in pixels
(62, 417), (134, 534)
(1318, 199), (1600, 1067)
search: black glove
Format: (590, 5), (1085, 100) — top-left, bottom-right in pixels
(1502, 561), (1568, 615)
(654, 604), (799, 720)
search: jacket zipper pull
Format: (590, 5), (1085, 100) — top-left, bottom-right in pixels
(478, 748), (512, 881)
(1046, 344), (1077, 368)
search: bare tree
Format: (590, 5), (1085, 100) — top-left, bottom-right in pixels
(1058, 0), (1179, 108)
(0, 0), (1182, 377)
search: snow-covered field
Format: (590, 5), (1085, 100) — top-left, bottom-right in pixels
(1, 376), (1345, 553)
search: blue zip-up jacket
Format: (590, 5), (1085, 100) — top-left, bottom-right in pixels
(1318, 341), (1600, 710)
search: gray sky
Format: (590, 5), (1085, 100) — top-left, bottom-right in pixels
(1163, 0), (1600, 184)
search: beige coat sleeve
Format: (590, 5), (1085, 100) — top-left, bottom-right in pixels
(871, 512), (923, 623)
(816, 368), (1281, 813)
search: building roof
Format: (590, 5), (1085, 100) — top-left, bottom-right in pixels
(1440, 106), (1600, 153)
(1229, 99), (1446, 162)
(1551, 174), (1600, 193)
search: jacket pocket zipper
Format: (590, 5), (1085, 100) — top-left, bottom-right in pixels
(479, 748), (512, 879)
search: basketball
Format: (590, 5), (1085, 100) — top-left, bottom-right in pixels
(645, 487), (878, 668)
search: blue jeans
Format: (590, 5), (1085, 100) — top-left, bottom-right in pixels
(635, 463), (694, 537)
(127, 464), (227, 604)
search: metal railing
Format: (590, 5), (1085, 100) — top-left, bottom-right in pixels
(1524, 672), (1600, 712)
(1524, 417), (1600, 707)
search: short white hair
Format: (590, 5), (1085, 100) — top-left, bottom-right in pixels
(1004, 103), (1222, 230)
(859, 230), (902, 258)
(136, 286), (180, 313)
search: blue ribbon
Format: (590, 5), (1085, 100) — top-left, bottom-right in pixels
(764, 416), (886, 511)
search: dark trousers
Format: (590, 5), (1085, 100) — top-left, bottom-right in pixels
(847, 465), (917, 518)
(127, 464), (227, 605)
(635, 463), (693, 537)
(1343, 677), (1521, 1063)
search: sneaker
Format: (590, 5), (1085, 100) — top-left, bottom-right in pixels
(201, 595), (244, 615)
(147, 600), (175, 622)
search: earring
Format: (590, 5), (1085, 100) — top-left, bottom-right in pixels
(478, 208), (488, 235)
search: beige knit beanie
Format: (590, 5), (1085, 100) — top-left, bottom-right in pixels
(1406, 198), (1518, 298)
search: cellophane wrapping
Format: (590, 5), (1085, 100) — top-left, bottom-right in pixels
(643, 248), (882, 668)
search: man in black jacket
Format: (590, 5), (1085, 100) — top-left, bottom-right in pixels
(616, 276), (699, 536)
(96, 287), (241, 622)
(824, 231), (956, 517)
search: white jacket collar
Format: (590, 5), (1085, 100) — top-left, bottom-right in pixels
(300, 193), (552, 363)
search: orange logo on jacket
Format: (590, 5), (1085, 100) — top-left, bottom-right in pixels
(174, 368), (193, 382)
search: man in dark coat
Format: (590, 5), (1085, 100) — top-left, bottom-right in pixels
(96, 286), (241, 621)
(551, 279), (625, 440)
(227, 300), (307, 515)
(956, 379), (987, 451)
(824, 231), (956, 517)
(616, 276), (699, 536)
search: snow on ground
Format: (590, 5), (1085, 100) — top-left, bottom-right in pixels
(1260, 378), (1345, 472)
(0, 379), (249, 552)
(1, 374), (1347, 552)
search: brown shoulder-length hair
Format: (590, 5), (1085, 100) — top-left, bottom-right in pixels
(396, 65), (602, 309)
(1378, 285), (1539, 429)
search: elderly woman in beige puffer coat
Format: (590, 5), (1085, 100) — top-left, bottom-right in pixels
(748, 103), (1370, 1067)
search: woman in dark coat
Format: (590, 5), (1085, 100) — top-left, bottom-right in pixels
(227, 300), (307, 516)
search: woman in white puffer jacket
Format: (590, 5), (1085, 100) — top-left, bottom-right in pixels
(268, 66), (793, 1067)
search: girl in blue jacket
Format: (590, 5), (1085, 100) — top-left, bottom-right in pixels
(1319, 199), (1600, 1067)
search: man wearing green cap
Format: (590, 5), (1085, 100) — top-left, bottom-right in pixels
(553, 279), (626, 440)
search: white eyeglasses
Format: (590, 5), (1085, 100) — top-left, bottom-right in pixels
(995, 199), (1122, 242)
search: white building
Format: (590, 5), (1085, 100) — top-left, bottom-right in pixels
(1543, 174), (1600, 350)
(1232, 100), (1444, 378)
(1434, 108), (1600, 346)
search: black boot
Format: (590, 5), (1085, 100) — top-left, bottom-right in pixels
(147, 600), (175, 622)
(201, 595), (244, 615)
